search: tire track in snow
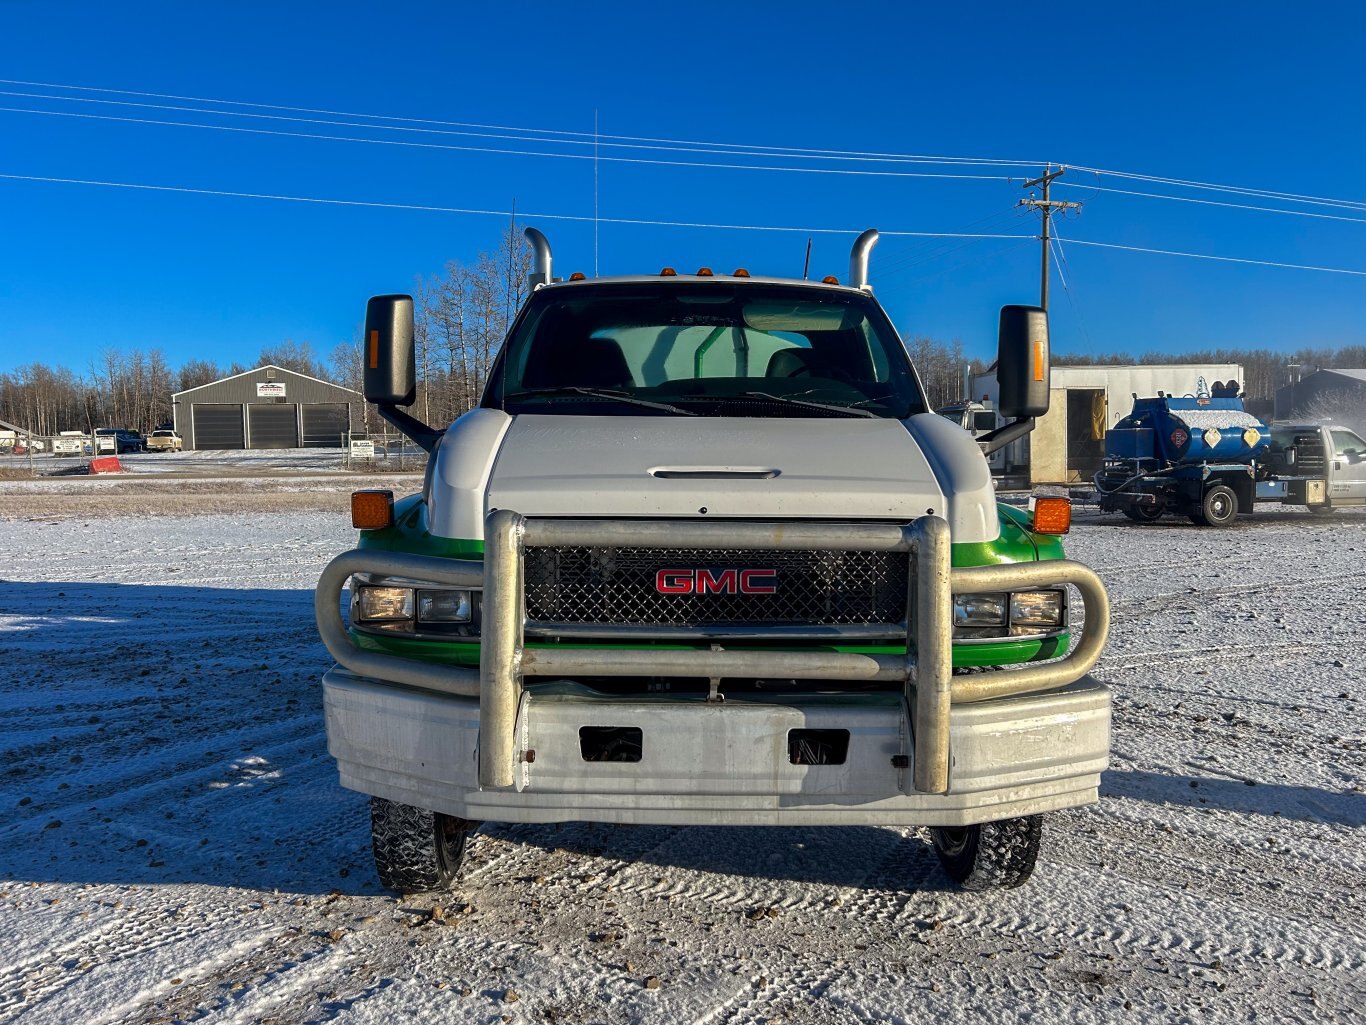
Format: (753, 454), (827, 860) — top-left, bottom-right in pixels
(1096, 638), (1366, 674)
(0, 715), (322, 838)
(693, 960), (840, 1025)
(0, 903), (258, 1023)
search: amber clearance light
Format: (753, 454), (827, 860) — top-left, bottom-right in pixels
(1032, 497), (1071, 535)
(352, 489), (395, 530)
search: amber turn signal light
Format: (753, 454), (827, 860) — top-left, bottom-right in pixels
(352, 489), (395, 530)
(1032, 496), (1071, 535)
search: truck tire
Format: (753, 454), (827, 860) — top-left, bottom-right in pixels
(370, 796), (468, 893)
(1190, 484), (1238, 527)
(930, 814), (1042, 891)
(1122, 501), (1163, 523)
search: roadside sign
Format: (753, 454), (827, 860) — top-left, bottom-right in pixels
(350, 439), (376, 459)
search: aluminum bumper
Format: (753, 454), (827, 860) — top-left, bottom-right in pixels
(316, 512), (1111, 806)
(323, 666), (1109, 826)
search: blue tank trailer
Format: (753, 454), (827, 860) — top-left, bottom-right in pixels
(1094, 391), (1342, 526)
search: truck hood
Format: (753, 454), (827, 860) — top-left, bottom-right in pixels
(475, 415), (997, 540)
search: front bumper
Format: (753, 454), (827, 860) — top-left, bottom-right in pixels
(316, 511), (1112, 818)
(323, 665), (1111, 827)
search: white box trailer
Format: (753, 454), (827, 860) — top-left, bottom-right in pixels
(972, 364), (1244, 485)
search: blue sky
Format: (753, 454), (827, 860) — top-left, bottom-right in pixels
(1, 0), (1364, 376)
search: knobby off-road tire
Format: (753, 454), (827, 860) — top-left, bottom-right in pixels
(930, 814), (1043, 891)
(1189, 484), (1238, 527)
(370, 796), (468, 893)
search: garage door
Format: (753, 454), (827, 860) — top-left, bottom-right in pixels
(192, 404), (245, 450)
(300, 403), (350, 448)
(247, 404), (299, 448)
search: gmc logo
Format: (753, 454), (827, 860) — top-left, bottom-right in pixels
(655, 568), (777, 595)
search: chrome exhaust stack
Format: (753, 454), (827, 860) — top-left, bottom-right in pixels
(525, 227), (552, 289)
(848, 228), (879, 292)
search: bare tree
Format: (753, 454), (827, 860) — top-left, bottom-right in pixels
(258, 340), (328, 380)
(176, 358), (222, 393)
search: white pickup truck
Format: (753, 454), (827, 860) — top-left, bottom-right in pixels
(316, 229), (1111, 894)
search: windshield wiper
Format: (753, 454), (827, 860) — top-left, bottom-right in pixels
(506, 386), (698, 416)
(736, 391), (878, 418)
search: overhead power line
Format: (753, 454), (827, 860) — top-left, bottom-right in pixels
(1055, 231), (1366, 278)
(1058, 180), (1366, 225)
(1066, 163), (1366, 213)
(4, 169), (1363, 281)
(0, 88), (1036, 171)
(0, 77), (1042, 169)
(7, 77), (1366, 216)
(0, 106), (1015, 181)
(0, 171), (1034, 236)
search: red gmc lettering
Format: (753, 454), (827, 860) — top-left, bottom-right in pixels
(655, 569), (778, 595)
(655, 569), (695, 594)
(739, 569), (777, 594)
(696, 569), (739, 594)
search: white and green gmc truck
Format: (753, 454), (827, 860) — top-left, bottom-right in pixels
(316, 229), (1111, 893)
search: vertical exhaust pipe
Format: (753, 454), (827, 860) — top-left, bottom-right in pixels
(524, 227), (552, 289)
(848, 228), (879, 292)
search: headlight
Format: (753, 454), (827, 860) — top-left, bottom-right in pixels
(953, 593), (1007, 626)
(1009, 590), (1065, 629)
(355, 585), (414, 621)
(351, 577), (480, 635)
(418, 589), (472, 623)
(953, 588), (1066, 640)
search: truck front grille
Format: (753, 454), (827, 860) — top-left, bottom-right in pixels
(523, 545), (908, 628)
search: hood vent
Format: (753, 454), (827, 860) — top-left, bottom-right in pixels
(649, 466), (780, 480)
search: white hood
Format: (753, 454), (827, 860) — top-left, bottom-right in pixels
(423, 412), (998, 543)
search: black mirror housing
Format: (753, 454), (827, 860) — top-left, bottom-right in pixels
(363, 294), (417, 406)
(997, 305), (1050, 419)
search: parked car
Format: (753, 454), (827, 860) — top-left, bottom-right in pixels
(94, 428), (146, 454)
(146, 430), (183, 452)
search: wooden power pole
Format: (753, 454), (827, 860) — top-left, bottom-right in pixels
(1020, 165), (1082, 311)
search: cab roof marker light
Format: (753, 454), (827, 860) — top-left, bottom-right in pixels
(660, 267), (677, 276)
(822, 275), (840, 285)
(733, 268), (751, 277)
(696, 267), (714, 277)
(568, 271), (587, 281)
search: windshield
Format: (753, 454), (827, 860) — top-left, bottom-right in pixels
(485, 282), (927, 418)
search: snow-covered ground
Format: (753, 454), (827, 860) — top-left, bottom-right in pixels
(0, 499), (1362, 1024)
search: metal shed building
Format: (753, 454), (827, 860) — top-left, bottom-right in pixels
(1274, 369), (1366, 423)
(172, 365), (361, 450)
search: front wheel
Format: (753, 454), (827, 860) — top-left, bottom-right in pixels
(930, 814), (1043, 891)
(370, 797), (469, 893)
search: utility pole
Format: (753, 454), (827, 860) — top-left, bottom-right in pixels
(1019, 164), (1082, 311)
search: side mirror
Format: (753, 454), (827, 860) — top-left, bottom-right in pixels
(363, 294), (417, 406)
(996, 305), (1050, 419)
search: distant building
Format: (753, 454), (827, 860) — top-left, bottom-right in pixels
(1274, 369), (1366, 423)
(171, 365), (361, 450)
(973, 363), (1244, 485)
